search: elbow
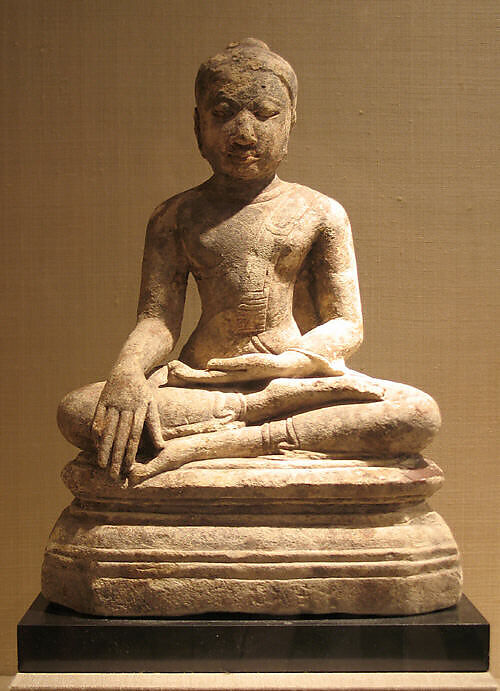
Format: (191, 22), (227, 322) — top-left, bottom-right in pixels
(345, 318), (363, 357)
(354, 319), (363, 348)
(134, 315), (177, 356)
(136, 314), (170, 337)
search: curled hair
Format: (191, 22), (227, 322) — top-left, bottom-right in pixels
(195, 38), (298, 119)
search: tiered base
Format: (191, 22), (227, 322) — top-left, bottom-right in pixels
(42, 452), (462, 616)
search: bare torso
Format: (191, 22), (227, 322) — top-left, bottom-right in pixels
(174, 178), (327, 367)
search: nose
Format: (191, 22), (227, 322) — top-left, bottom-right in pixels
(231, 110), (257, 146)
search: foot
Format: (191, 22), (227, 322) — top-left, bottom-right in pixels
(127, 433), (210, 486)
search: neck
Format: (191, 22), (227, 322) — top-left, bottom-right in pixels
(207, 173), (279, 203)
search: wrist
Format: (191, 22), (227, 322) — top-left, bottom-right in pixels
(110, 360), (145, 379)
(284, 348), (345, 376)
(279, 350), (316, 376)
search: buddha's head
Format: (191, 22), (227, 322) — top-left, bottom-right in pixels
(194, 39), (298, 182)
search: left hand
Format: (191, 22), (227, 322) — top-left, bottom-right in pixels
(167, 351), (315, 385)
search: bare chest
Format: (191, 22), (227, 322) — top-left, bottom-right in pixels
(180, 200), (317, 284)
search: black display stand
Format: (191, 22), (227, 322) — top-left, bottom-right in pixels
(18, 594), (489, 674)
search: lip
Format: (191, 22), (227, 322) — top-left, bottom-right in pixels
(227, 150), (259, 162)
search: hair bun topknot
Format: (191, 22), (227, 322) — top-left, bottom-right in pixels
(226, 38), (271, 52)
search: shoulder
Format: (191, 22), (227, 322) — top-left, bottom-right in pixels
(283, 182), (350, 230)
(146, 185), (205, 238)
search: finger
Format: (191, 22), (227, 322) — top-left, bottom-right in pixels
(168, 367), (219, 384)
(109, 410), (134, 480)
(329, 359), (348, 376)
(167, 360), (181, 376)
(207, 357), (249, 371)
(168, 361), (197, 377)
(146, 399), (166, 450)
(168, 362), (203, 381)
(91, 402), (107, 449)
(97, 407), (119, 469)
(213, 368), (271, 383)
(123, 404), (148, 475)
(147, 365), (169, 387)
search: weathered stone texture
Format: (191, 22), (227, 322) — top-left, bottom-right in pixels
(42, 39), (462, 616)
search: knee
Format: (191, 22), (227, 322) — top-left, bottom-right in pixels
(390, 386), (441, 455)
(57, 382), (104, 451)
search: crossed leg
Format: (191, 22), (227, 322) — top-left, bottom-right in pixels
(57, 370), (440, 484)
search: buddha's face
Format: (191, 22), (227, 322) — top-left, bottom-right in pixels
(195, 68), (293, 182)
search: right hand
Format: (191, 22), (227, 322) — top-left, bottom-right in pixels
(91, 369), (165, 481)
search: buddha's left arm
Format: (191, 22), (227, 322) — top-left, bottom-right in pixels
(291, 199), (363, 369)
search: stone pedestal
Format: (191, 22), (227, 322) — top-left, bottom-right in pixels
(16, 594), (490, 673)
(11, 593), (497, 690)
(41, 452), (462, 616)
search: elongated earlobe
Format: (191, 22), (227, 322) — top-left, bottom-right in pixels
(194, 108), (203, 153)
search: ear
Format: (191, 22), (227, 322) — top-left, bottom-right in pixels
(194, 108), (203, 153)
(290, 108), (297, 129)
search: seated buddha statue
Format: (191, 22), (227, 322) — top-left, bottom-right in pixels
(57, 38), (440, 487)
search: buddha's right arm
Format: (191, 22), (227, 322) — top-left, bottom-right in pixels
(107, 317), (177, 378)
(91, 198), (189, 478)
(110, 198), (189, 377)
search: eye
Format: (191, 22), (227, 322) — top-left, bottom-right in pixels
(253, 104), (280, 121)
(212, 104), (234, 119)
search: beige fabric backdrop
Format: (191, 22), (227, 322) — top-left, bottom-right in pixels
(1, 0), (498, 676)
